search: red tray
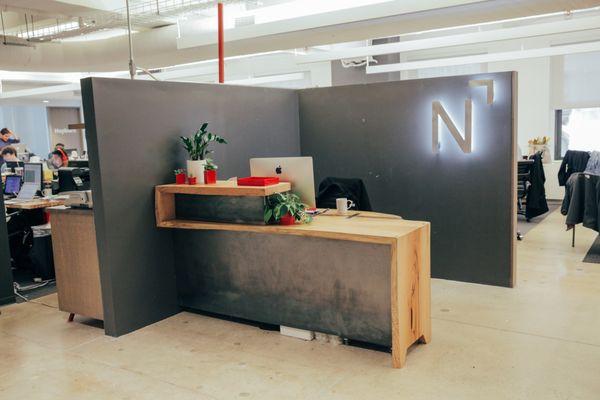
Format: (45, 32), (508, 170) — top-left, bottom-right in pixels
(237, 176), (280, 186)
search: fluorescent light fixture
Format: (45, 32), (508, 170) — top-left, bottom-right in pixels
(238, 0), (395, 25)
(42, 100), (49, 103)
(367, 41), (600, 74)
(297, 15), (600, 64)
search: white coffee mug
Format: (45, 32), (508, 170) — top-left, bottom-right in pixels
(336, 198), (355, 215)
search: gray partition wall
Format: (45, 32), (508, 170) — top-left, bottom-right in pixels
(81, 78), (300, 336)
(299, 72), (516, 287)
(82, 73), (515, 335)
(0, 195), (14, 305)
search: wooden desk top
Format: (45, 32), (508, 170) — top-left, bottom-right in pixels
(156, 181), (291, 197)
(158, 210), (428, 245)
(5, 198), (66, 210)
(47, 205), (93, 215)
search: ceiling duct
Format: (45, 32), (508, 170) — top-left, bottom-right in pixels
(5, 0), (244, 43)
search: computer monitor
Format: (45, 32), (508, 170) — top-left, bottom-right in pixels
(5, 161), (24, 172)
(4, 175), (21, 195)
(58, 167), (91, 193)
(250, 157), (316, 207)
(23, 163), (43, 192)
(68, 160), (89, 168)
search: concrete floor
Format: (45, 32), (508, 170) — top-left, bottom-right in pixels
(1, 208), (599, 399)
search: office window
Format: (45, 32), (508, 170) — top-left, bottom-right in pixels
(555, 107), (600, 160)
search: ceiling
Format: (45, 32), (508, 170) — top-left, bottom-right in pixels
(1, 0), (599, 104)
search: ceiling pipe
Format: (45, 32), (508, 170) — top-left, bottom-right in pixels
(218, 2), (224, 83)
(126, 0), (135, 79)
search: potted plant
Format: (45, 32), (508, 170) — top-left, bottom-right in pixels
(187, 175), (197, 185)
(528, 136), (551, 163)
(174, 169), (186, 184)
(264, 192), (312, 225)
(180, 122), (227, 184)
(203, 159), (218, 184)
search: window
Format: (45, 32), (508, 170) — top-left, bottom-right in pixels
(555, 107), (600, 160)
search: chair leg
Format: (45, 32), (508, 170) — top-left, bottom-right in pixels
(67, 313), (75, 322)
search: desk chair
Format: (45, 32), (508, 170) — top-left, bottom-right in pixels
(316, 177), (373, 211)
(516, 159), (534, 240)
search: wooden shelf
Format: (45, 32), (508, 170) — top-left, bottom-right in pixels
(156, 180), (291, 197)
(155, 180), (291, 226)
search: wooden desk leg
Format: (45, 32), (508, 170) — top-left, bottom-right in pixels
(68, 313), (75, 322)
(391, 226), (431, 368)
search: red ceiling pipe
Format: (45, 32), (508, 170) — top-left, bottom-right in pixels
(218, 2), (224, 83)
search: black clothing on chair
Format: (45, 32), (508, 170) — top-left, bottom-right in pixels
(558, 150), (590, 186)
(561, 172), (583, 217)
(562, 173), (600, 232)
(525, 152), (549, 219)
(316, 177), (372, 211)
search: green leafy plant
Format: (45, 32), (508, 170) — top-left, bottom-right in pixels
(264, 192), (312, 224)
(174, 169), (185, 175)
(180, 122), (227, 161)
(204, 159), (218, 171)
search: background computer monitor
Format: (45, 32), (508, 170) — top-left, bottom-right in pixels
(250, 157), (316, 207)
(23, 163), (43, 192)
(4, 175), (21, 195)
(68, 160), (89, 168)
(5, 161), (24, 172)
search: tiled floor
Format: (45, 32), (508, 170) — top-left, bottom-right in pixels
(1, 209), (599, 399)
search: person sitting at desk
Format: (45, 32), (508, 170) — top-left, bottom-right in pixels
(50, 148), (69, 169)
(1, 146), (19, 173)
(0, 128), (20, 150)
(0, 128), (20, 163)
(48, 143), (65, 160)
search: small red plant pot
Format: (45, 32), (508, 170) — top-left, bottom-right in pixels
(279, 213), (296, 225)
(204, 169), (217, 184)
(175, 173), (186, 184)
(187, 176), (197, 185)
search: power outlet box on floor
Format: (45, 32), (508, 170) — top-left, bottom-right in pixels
(280, 326), (315, 341)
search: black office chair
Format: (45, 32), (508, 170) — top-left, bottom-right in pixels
(516, 159), (534, 240)
(316, 177), (373, 211)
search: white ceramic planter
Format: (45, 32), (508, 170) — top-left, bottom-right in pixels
(186, 159), (207, 184)
(528, 144), (551, 164)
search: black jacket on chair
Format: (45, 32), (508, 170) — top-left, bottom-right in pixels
(525, 152), (549, 219)
(558, 150), (590, 186)
(316, 177), (373, 211)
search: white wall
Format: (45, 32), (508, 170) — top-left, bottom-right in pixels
(488, 57), (552, 157)
(0, 106), (51, 157)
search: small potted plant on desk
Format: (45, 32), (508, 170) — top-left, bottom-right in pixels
(203, 159), (218, 184)
(264, 192), (312, 225)
(174, 169), (186, 184)
(180, 122), (227, 184)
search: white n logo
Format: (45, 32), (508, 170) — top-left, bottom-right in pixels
(432, 100), (472, 153)
(431, 79), (494, 154)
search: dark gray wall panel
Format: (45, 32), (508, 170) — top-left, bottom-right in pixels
(298, 72), (515, 287)
(0, 195), (14, 306)
(174, 230), (392, 346)
(81, 77), (300, 336)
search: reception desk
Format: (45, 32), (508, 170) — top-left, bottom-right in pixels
(155, 183), (430, 368)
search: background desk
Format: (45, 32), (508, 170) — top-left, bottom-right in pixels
(5, 198), (66, 210)
(158, 206), (430, 368)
